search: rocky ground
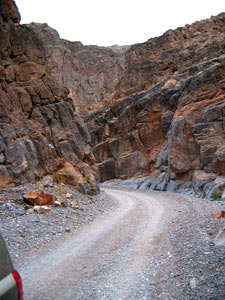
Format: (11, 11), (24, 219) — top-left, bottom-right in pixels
(1, 180), (225, 299)
(0, 181), (115, 266)
(136, 192), (225, 300)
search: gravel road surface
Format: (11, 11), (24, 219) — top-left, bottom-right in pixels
(19, 188), (225, 300)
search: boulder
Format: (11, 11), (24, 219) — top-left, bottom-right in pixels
(54, 162), (84, 189)
(24, 190), (54, 206)
(213, 210), (225, 219)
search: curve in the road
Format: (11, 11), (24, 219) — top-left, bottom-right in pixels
(20, 188), (173, 300)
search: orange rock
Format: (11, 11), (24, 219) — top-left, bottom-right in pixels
(24, 190), (54, 206)
(213, 210), (225, 219)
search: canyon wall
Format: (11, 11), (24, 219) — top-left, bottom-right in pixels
(0, 0), (97, 193)
(0, 0), (224, 195)
(85, 13), (225, 189)
(23, 23), (127, 117)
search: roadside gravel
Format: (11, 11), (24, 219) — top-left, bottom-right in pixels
(0, 183), (115, 266)
(134, 191), (225, 300)
(1, 184), (224, 299)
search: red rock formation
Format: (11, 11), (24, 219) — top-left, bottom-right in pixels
(24, 190), (54, 206)
(115, 13), (225, 99)
(22, 23), (126, 117)
(1, 0), (225, 190)
(0, 0), (97, 193)
(86, 55), (225, 181)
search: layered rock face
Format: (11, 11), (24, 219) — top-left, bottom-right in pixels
(23, 23), (127, 117)
(86, 14), (225, 188)
(115, 13), (225, 99)
(1, 0), (225, 196)
(0, 0), (97, 193)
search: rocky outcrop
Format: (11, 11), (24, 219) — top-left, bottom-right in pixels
(23, 23), (126, 117)
(115, 13), (225, 99)
(0, 0), (97, 193)
(1, 0), (225, 195)
(86, 54), (225, 184)
(84, 13), (225, 186)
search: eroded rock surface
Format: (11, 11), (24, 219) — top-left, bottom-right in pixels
(23, 23), (126, 117)
(86, 54), (225, 184)
(1, 0), (225, 194)
(0, 0), (97, 193)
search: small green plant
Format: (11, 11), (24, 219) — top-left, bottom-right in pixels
(86, 175), (97, 195)
(147, 182), (152, 188)
(212, 188), (223, 201)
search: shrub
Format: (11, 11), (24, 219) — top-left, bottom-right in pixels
(147, 182), (152, 188)
(86, 176), (97, 195)
(212, 188), (223, 201)
(164, 79), (177, 87)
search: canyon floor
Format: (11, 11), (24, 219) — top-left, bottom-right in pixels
(2, 187), (223, 300)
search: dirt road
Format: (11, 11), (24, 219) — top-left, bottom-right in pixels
(19, 188), (225, 300)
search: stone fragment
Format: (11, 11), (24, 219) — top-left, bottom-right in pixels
(41, 175), (54, 187)
(54, 162), (84, 188)
(192, 170), (217, 182)
(214, 228), (225, 246)
(26, 208), (34, 214)
(0, 196), (6, 202)
(34, 205), (51, 214)
(60, 200), (67, 208)
(213, 210), (225, 219)
(24, 190), (54, 206)
(190, 278), (197, 289)
(71, 200), (79, 209)
(54, 200), (61, 207)
(65, 193), (73, 199)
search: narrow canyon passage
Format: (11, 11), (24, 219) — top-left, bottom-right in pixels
(20, 188), (174, 300)
(19, 188), (224, 300)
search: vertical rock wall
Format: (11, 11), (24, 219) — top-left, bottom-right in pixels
(0, 0), (97, 193)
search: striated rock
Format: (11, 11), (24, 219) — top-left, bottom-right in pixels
(97, 159), (116, 182)
(115, 13), (225, 99)
(116, 151), (147, 179)
(1, 0), (20, 24)
(24, 190), (53, 206)
(24, 23), (126, 117)
(0, 0), (98, 193)
(86, 54), (225, 181)
(1, 1), (225, 193)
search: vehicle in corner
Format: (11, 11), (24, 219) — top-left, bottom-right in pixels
(0, 233), (23, 300)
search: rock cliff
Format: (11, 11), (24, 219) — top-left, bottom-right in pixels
(1, 0), (225, 197)
(85, 13), (225, 197)
(23, 23), (126, 117)
(0, 0), (97, 193)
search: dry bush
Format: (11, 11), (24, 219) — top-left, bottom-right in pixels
(164, 79), (177, 87)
